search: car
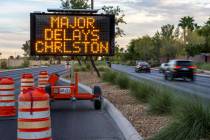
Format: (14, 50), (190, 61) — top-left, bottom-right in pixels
(164, 60), (196, 81)
(135, 61), (151, 73)
(159, 63), (169, 73)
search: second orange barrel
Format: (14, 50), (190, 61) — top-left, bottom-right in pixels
(21, 73), (34, 93)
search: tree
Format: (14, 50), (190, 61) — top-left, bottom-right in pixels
(178, 16), (196, 43)
(16, 55), (21, 59)
(22, 40), (30, 57)
(161, 24), (174, 40)
(198, 18), (210, 53)
(185, 31), (205, 57)
(160, 24), (180, 61)
(9, 56), (14, 59)
(60, 0), (102, 77)
(102, 6), (126, 38)
(101, 6), (126, 65)
(61, 0), (89, 9)
(152, 31), (161, 63)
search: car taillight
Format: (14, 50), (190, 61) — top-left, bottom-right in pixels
(188, 66), (197, 69)
(175, 66), (181, 69)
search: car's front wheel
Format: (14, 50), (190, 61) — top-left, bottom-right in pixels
(164, 74), (168, 80)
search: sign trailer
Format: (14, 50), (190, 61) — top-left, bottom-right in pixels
(30, 10), (115, 110)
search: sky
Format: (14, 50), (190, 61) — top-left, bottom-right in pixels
(0, 0), (210, 58)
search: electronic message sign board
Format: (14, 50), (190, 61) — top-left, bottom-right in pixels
(30, 13), (115, 56)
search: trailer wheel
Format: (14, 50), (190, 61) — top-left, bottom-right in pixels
(94, 99), (102, 110)
(93, 86), (102, 110)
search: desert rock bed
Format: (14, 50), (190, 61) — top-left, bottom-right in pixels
(66, 72), (170, 139)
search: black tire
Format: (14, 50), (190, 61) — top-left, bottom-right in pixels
(93, 86), (102, 110)
(94, 100), (102, 110)
(164, 73), (168, 80)
(93, 86), (102, 96)
(168, 73), (174, 81)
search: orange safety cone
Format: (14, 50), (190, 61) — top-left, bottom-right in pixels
(21, 73), (34, 93)
(17, 88), (51, 140)
(38, 71), (49, 88)
(0, 77), (16, 117)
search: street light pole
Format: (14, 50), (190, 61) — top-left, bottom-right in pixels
(91, 0), (94, 10)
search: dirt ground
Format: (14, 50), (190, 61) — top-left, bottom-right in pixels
(70, 72), (170, 139)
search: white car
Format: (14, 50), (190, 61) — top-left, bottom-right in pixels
(159, 63), (169, 73)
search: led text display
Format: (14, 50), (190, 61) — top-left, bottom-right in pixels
(30, 13), (115, 56)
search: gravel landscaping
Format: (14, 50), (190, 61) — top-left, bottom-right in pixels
(75, 72), (170, 139)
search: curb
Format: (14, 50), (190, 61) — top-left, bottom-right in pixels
(59, 78), (143, 140)
(104, 99), (143, 140)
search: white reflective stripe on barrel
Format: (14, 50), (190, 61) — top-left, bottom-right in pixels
(0, 96), (15, 101)
(0, 102), (15, 106)
(39, 76), (48, 78)
(39, 81), (48, 84)
(39, 83), (48, 85)
(18, 120), (50, 129)
(19, 101), (49, 109)
(18, 111), (50, 119)
(21, 79), (34, 82)
(39, 78), (48, 80)
(18, 129), (51, 139)
(0, 90), (14, 95)
(38, 85), (46, 88)
(21, 83), (34, 86)
(0, 85), (14, 89)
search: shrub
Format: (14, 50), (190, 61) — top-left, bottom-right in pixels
(80, 66), (87, 71)
(98, 66), (108, 72)
(148, 89), (174, 115)
(102, 69), (118, 84)
(196, 62), (210, 71)
(86, 63), (91, 70)
(22, 59), (30, 67)
(151, 99), (210, 140)
(115, 74), (130, 89)
(129, 81), (155, 102)
(0, 61), (7, 69)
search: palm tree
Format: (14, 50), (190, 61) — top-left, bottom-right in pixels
(178, 16), (195, 43)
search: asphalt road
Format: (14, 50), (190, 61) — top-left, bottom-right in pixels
(0, 65), (125, 140)
(112, 64), (210, 100)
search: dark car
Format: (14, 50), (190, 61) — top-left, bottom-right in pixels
(164, 60), (196, 81)
(135, 61), (151, 73)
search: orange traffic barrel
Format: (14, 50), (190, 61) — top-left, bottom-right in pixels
(38, 71), (49, 88)
(0, 77), (16, 117)
(17, 88), (51, 140)
(21, 73), (34, 93)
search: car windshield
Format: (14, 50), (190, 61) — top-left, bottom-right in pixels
(176, 61), (192, 66)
